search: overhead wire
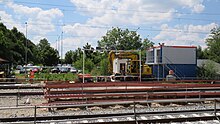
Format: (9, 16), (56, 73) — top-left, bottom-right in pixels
(9, 0), (220, 16)
(0, 1), (220, 23)
(0, 20), (213, 35)
(0, 0), (218, 45)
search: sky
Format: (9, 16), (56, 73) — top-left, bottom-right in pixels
(0, 0), (220, 58)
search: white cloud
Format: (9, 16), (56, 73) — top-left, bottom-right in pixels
(5, 2), (63, 35)
(0, 10), (24, 32)
(61, 23), (107, 50)
(55, 36), (101, 58)
(0, 1), (64, 46)
(153, 23), (218, 47)
(64, 0), (205, 50)
(32, 35), (46, 45)
(70, 0), (205, 26)
(193, 4), (205, 13)
(6, 2), (41, 16)
(1, 0), (209, 54)
(176, 0), (204, 13)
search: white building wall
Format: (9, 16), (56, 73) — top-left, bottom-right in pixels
(113, 59), (128, 74)
(162, 47), (196, 64)
(154, 48), (158, 64)
(146, 50), (154, 64)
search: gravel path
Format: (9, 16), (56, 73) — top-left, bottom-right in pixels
(0, 94), (219, 118)
(0, 88), (219, 124)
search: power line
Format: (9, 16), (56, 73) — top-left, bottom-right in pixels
(10, 0), (220, 16)
(1, 1), (220, 23)
(1, 8), (220, 24)
(1, 0), (220, 18)
(1, 21), (213, 35)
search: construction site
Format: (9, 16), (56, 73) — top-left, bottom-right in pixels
(1, 45), (220, 124)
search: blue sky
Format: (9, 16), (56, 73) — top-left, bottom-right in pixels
(0, 0), (219, 57)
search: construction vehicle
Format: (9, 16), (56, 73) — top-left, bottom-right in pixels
(108, 50), (152, 81)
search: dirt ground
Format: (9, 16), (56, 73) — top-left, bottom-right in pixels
(0, 95), (48, 118)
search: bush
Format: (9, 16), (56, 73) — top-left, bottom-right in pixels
(31, 73), (77, 81)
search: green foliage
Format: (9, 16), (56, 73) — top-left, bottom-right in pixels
(64, 48), (82, 64)
(99, 58), (109, 75)
(197, 46), (207, 59)
(73, 57), (83, 70)
(98, 27), (143, 50)
(0, 23), (38, 64)
(64, 50), (75, 64)
(0, 23), (59, 66)
(34, 73), (77, 81)
(141, 38), (154, 60)
(74, 58), (95, 73)
(197, 61), (218, 79)
(37, 38), (59, 66)
(64, 27), (154, 76)
(205, 27), (220, 63)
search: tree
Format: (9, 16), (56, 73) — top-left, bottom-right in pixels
(141, 38), (154, 50)
(141, 38), (154, 60)
(74, 58), (95, 73)
(98, 27), (143, 50)
(197, 61), (218, 79)
(205, 27), (220, 63)
(197, 46), (207, 59)
(83, 43), (95, 59)
(99, 58), (109, 75)
(37, 38), (59, 66)
(0, 23), (38, 65)
(97, 27), (153, 62)
(65, 50), (74, 64)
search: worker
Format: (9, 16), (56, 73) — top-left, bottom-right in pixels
(29, 69), (35, 83)
(120, 65), (126, 76)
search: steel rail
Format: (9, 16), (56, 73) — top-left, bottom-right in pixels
(0, 109), (219, 123)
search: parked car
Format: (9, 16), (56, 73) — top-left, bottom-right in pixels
(51, 68), (60, 73)
(60, 67), (69, 73)
(19, 68), (26, 74)
(70, 67), (77, 73)
(16, 65), (23, 70)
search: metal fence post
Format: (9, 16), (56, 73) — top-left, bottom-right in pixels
(214, 99), (217, 117)
(134, 102), (137, 124)
(16, 87), (20, 107)
(16, 92), (18, 107)
(34, 106), (37, 124)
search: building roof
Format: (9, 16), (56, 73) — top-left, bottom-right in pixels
(148, 45), (197, 50)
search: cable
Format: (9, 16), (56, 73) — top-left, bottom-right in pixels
(9, 0), (220, 16)
(1, 1), (220, 23)
(2, 0), (220, 17)
(1, 21), (213, 35)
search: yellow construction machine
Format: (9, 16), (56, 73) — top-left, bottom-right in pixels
(108, 50), (152, 81)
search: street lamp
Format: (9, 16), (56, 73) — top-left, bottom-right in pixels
(25, 22), (28, 76)
(82, 48), (98, 83)
(83, 49), (85, 83)
(139, 50), (141, 82)
(61, 31), (63, 64)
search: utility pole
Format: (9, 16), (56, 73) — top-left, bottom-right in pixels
(83, 49), (85, 83)
(25, 22), (28, 77)
(57, 35), (60, 63)
(61, 31), (63, 64)
(139, 50), (141, 82)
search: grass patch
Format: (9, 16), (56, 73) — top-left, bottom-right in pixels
(16, 73), (77, 81)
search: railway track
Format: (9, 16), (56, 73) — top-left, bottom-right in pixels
(1, 88), (220, 96)
(0, 84), (43, 89)
(0, 92), (43, 96)
(44, 81), (220, 105)
(1, 109), (220, 123)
